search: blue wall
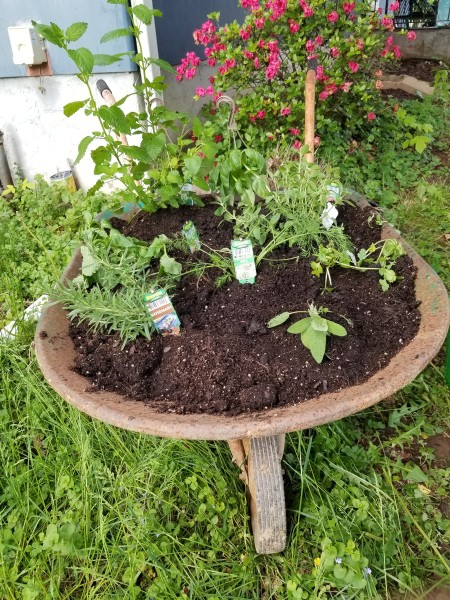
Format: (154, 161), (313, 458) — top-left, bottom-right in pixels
(153, 0), (245, 65)
(0, 0), (136, 78)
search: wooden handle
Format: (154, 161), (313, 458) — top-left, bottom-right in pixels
(304, 69), (316, 164)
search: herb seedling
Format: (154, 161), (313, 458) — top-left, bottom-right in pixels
(268, 303), (347, 364)
(311, 238), (404, 291)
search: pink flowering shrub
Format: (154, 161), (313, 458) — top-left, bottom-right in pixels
(177, 0), (416, 152)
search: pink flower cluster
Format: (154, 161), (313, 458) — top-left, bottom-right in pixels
(348, 61), (359, 73)
(299, 0), (314, 18)
(250, 110), (267, 121)
(330, 47), (340, 58)
(241, 0), (260, 11)
(389, 1), (400, 11)
(176, 51), (201, 81)
(367, 111), (376, 120)
(380, 35), (401, 58)
(381, 16), (394, 30)
(327, 11), (339, 23)
(280, 106), (291, 116)
(407, 30), (416, 40)
(289, 19), (300, 33)
(266, 39), (281, 80)
(266, 0), (288, 21)
(240, 25), (252, 41)
(193, 20), (216, 45)
(195, 86), (215, 97)
(218, 58), (237, 75)
(343, 2), (355, 14)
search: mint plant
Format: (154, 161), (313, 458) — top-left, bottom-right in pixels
(33, 4), (216, 212)
(268, 303), (347, 363)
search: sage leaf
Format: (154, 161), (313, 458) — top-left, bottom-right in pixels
(301, 328), (327, 363)
(287, 317), (311, 334)
(310, 314), (328, 332)
(326, 320), (347, 337)
(267, 312), (291, 328)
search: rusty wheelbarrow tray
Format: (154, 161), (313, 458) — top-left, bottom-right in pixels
(35, 222), (449, 554)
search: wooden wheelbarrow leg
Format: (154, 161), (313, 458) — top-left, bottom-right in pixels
(228, 435), (286, 554)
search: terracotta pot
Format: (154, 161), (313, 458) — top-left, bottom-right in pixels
(34, 220), (449, 441)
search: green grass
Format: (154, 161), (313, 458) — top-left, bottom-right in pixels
(1, 330), (448, 599)
(1, 95), (450, 598)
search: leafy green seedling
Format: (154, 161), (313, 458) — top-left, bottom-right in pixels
(268, 304), (347, 364)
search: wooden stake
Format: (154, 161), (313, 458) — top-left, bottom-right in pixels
(304, 69), (316, 164)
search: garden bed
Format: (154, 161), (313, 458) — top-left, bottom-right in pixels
(65, 202), (420, 416)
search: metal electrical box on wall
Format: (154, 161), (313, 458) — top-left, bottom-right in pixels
(8, 26), (46, 65)
(0, 0), (137, 78)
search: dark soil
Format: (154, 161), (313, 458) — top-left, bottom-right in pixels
(381, 58), (444, 100)
(68, 202), (421, 416)
(385, 58), (445, 84)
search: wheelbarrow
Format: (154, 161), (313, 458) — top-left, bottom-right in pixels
(34, 67), (449, 555)
(34, 219), (449, 553)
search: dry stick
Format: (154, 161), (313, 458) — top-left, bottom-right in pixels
(304, 65), (317, 164)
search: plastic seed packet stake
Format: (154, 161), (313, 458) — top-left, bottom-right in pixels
(182, 221), (201, 253)
(231, 239), (256, 284)
(321, 184), (340, 230)
(144, 290), (180, 336)
(180, 180), (195, 205)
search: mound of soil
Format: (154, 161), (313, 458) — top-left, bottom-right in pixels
(385, 58), (444, 83)
(381, 58), (444, 100)
(68, 203), (420, 416)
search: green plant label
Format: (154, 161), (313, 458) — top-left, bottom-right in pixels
(143, 289), (181, 336)
(182, 220), (201, 253)
(327, 184), (340, 202)
(180, 180), (195, 205)
(231, 239), (256, 284)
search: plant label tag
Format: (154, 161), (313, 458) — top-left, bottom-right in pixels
(180, 180), (195, 205)
(143, 290), (181, 336)
(322, 185), (340, 230)
(182, 220), (201, 253)
(327, 184), (340, 202)
(231, 239), (256, 284)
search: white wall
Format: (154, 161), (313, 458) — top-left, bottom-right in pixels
(0, 72), (141, 189)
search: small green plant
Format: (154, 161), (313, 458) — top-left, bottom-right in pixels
(51, 219), (235, 344)
(215, 152), (352, 262)
(396, 107), (434, 154)
(268, 303), (347, 363)
(0, 176), (107, 326)
(51, 222), (184, 346)
(311, 238), (404, 291)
